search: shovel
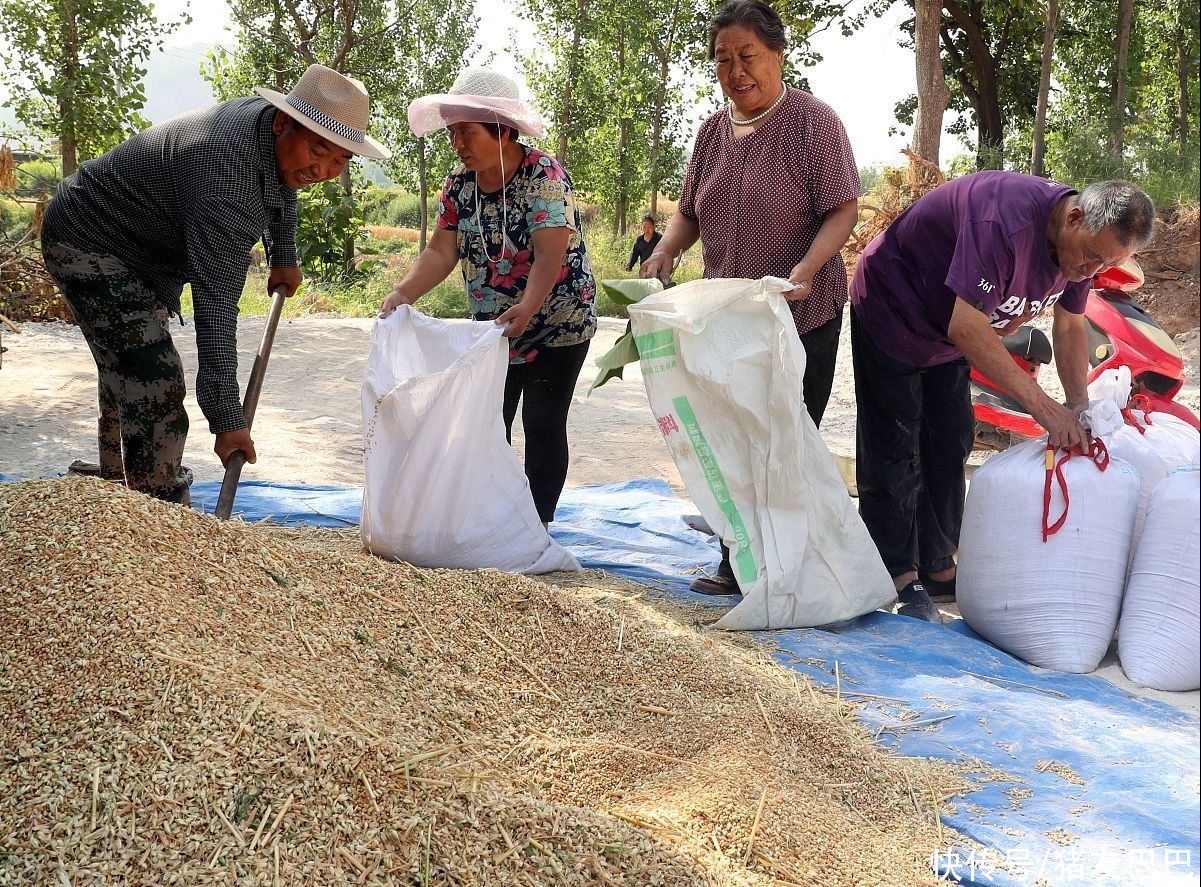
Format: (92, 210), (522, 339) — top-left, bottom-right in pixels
(214, 285), (289, 520)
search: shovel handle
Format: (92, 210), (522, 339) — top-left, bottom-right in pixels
(214, 285), (289, 520)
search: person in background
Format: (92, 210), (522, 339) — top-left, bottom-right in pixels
(625, 215), (663, 271)
(379, 68), (597, 526)
(41, 65), (389, 504)
(641, 0), (860, 595)
(851, 174), (1154, 621)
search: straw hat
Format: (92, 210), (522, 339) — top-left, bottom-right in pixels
(257, 64), (391, 160)
(407, 68), (545, 139)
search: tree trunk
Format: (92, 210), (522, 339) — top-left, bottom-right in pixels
(648, 0), (681, 219)
(557, 0), (586, 164)
(59, 0), (80, 176)
(648, 54), (670, 218)
(417, 136), (428, 251)
(1029, 0), (1059, 177)
(272, 0), (287, 91)
(341, 166), (355, 273)
(1177, 17), (1190, 151)
(1109, 0), (1134, 155)
(942, 0), (1006, 167)
(912, 0), (950, 166)
(618, 35), (630, 238)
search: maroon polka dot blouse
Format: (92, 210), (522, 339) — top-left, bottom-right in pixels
(678, 87), (861, 335)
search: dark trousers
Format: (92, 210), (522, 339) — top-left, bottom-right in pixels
(797, 309), (844, 427)
(850, 307), (975, 578)
(42, 239), (191, 502)
(503, 339), (591, 523)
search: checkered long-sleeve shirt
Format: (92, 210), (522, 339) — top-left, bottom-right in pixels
(43, 97), (298, 434)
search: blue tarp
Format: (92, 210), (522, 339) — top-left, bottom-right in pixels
(8, 473), (1199, 885)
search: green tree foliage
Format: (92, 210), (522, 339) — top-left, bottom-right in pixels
(1044, 0), (1199, 202)
(373, 0), (480, 249)
(203, 0), (412, 272)
(0, 0), (185, 174)
(518, 0), (874, 233)
(295, 177), (376, 280)
(881, 0), (1043, 166)
(517, 0), (661, 235)
(874, 0), (1196, 203)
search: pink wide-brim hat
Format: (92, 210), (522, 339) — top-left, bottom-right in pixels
(407, 67), (545, 139)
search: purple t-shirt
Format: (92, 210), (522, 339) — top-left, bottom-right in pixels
(850, 171), (1090, 367)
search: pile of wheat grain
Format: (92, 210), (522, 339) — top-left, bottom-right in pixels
(0, 477), (963, 885)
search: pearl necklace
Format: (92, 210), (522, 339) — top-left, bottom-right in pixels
(728, 84), (787, 126)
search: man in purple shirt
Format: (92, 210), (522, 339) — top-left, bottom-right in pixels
(850, 173), (1155, 621)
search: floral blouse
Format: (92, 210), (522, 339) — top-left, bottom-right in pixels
(436, 147), (597, 363)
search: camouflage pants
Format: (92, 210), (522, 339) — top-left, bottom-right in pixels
(42, 240), (191, 503)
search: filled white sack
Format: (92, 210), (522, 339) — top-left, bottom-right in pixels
(628, 277), (894, 630)
(360, 306), (579, 574)
(957, 435), (1140, 673)
(1119, 466), (1201, 691)
(1087, 370), (1200, 547)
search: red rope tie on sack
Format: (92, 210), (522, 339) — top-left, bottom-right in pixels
(1041, 438), (1110, 542)
(1121, 393), (1156, 433)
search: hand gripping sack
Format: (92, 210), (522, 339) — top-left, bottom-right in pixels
(1118, 467), (1201, 691)
(957, 436), (1140, 672)
(361, 307), (579, 574)
(627, 277), (895, 630)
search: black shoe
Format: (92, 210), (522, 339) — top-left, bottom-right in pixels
(896, 581), (944, 624)
(689, 558), (741, 596)
(920, 572), (956, 602)
(689, 574), (741, 595)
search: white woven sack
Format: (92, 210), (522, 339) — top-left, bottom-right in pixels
(360, 307), (579, 574)
(1087, 372), (1200, 549)
(628, 277), (894, 630)
(958, 436), (1140, 673)
(1104, 412), (1200, 548)
(1119, 467), (1201, 691)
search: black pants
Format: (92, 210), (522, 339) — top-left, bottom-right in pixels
(503, 339), (591, 523)
(715, 309), (844, 572)
(850, 307), (975, 578)
(798, 309), (844, 427)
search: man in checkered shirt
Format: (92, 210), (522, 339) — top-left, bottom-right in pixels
(41, 65), (390, 503)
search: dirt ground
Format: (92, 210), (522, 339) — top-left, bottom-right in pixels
(1138, 275), (1200, 339)
(9, 305), (1193, 488)
(0, 315), (684, 489)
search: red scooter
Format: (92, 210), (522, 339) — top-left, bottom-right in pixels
(972, 259), (1200, 450)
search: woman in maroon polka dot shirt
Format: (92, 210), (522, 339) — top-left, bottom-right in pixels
(643, 0), (861, 595)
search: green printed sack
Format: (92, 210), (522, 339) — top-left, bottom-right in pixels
(628, 277), (894, 629)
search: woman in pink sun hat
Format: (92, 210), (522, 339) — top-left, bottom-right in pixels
(380, 68), (597, 526)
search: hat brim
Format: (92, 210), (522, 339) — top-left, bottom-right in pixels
(407, 94), (545, 139)
(256, 88), (391, 160)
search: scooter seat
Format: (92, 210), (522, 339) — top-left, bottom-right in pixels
(1003, 326), (1053, 365)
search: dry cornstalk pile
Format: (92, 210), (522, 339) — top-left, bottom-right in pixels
(843, 150), (947, 279)
(0, 478), (963, 885)
(0, 226), (66, 325)
(1, 143), (67, 324)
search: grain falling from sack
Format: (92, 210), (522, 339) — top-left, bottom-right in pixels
(0, 477), (967, 885)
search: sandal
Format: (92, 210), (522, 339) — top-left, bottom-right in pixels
(919, 573), (957, 601)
